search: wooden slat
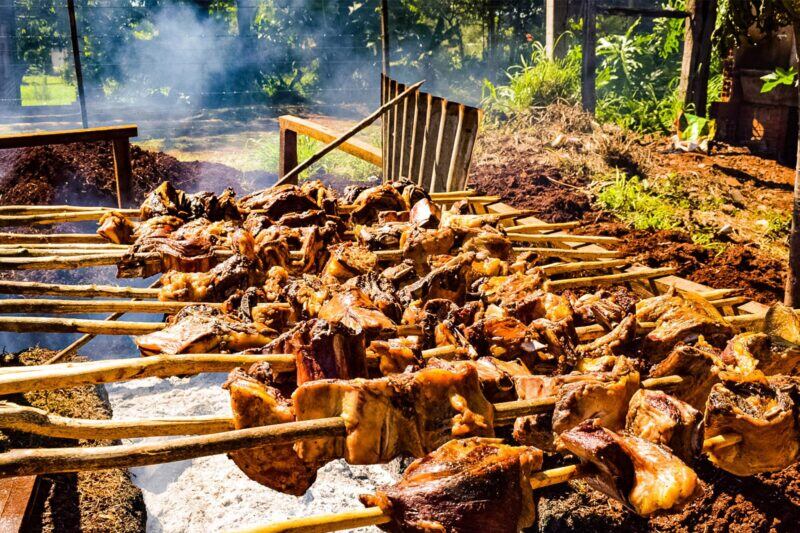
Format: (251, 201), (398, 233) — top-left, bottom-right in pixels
(390, 81), (405, 181)
(418, 95), (443, 190)
(277, 116), (381, 167)
(397, 90), (410, 177)
(408, 92), (428, 182)
(399, 90), (417, 179)
(430, 101), (460, 193)
(381, 75), (390, 179)
(0, 125), (138, 149)
(0, 475), (36, 532)
(445, 105), (466, 193)
(450, 106), (480, 191)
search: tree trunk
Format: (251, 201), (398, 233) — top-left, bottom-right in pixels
(785, 23), (800, 307)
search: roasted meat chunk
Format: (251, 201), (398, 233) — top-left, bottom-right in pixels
(264, 319), (368, 385)
(293, 366), (494, 465)
(721, 332), (800, 377)
(408, 198), (440, 228)
(704, 377), (800, 476)
(322, 242), (377, 282)
(343, 272), (403, 323)
(349, 184), (408, 225)
(427, 357), (531, 402)
(460, 229), (512, 260)
(97, 212), (137, 244)
(134, 305), (273, 356)
(637, 293), (732, 360)
(400, 227), (456, 272)
(465, 316), (545, 363)
(224, 367), (320, 495)
(625, 389), (703, 463)
(560, 419), (698, 516)
(368, 337), (423, 375)
(159, 254), (264, 302)
(360, 438), (541, 533)
(354, 222), (409, 251)
(401, 253), (475, 305)
(238, 184), (320, 217)
(318, 287), (396, 338)
(647, 342), (720, 410)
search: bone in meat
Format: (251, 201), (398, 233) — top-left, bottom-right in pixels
(625, 389), (703, 463)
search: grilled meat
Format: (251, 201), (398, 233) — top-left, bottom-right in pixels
(238, 184), (320, 218)
(476, 273), (545, 311)
(401, 253), (475, 305)
(134, 304), (273, 356)
(318, 287), (396, 338)
(647, 342), (720, 410)
(354, 222), (409, 251)
(460, 229), (513, 260)
(322, 242), (377, 282)
(360, 438), (541, 533)
(571, 288), (637, 328)
(428, 357), (531, 402)
(139, 182), (239, 221)
(559, 419), (698, 516)
(284, 275), (333, 321)
(264, 318), (368, 385)
(625, 389), (703, 463)
(578, 314), (637, 358)
(408, 198), (440, 228)
(343, 272), (403, 323)
(637, 293), (733, 360)
(293, 365), (494, 465)
(721, 332), (800, 377)
(159, 254), (264, 302)
(465, 316), (545, 364)
(368, 337), (424, 375)
(400, 227), (456, 272)
(350, 184), (407, 225)
(704, 377), (800, 476)
(97, 212), (137, 244)
(224, 367), (320, 495)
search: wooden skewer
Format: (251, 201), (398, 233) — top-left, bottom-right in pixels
(0, 253), (129, 270)
(0, 316), (165, 335)
(709, 296), (749, 309)
(0, 280), (161, 299)
(429, 190), (476, 199)
(0, 243), (128, 250)
(539, 259), (629, 276)
(0, 299), (291, 315)
(0, 210), (140, 227)
(641, 375), (684, 389)
(0, 232), (107, 244)
(0, 397), (556, 478)
(506, 221), (581, 233)
(507, 233), (621, 245)
(703, 433), (743, 450)
(545, 267), (676, 291)
(0, 206), (137, 215)
(514, 247), (622, 259)
(0, 353), (297, 395)
(0, 402), (234, 440)
(0, 248), (127, 257)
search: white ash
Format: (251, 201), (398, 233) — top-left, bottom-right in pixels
(105, 373), (402, 532)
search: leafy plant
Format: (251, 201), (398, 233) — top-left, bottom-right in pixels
(596, 172), (680, 230)
(761, 66), (798, 93)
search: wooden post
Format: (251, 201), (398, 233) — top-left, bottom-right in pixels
(581, 0), (597, 113)
(380, 0), (390, 76)
(278, 127), (298, 182)
(67, 0), (88, 128)
(546, 0), (570, 59)
(679, 0), (717, 116)
(786, 22), (800, 307)
(111, 138), (133, 208)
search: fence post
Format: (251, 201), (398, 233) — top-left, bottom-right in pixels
(546, 0), (569, 60)
(111, 139), (133, 208)
(67, 0), (88, 128)
(279, 126), (299, 184)
(679, 0), (717, 116)
(581, 0), (597, 113)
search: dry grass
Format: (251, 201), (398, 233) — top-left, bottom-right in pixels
(1, 349), (146, 533)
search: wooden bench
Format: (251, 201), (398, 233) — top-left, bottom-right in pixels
(0, 125), (139, 208)
(278, 76), (481, 193)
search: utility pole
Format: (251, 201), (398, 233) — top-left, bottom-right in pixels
(67, 0), (88, 128)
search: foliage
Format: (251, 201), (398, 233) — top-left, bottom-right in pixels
(715, 0), (792, 52)
(763, 209), (792, 240)
(596, 172), (681, 231)
(20, 74), (76, 106)
(481, 41), (581, 115)
(761, 66), (798, 93)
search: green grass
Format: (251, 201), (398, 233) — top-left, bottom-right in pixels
(249, 131), (380, 182)
(20, 75), (77, 106)
(596, 172), (680, 231)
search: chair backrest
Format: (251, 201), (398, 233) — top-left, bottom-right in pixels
(381, 75), (481, 193)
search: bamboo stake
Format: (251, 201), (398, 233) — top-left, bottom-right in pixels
(514, 247), (622, 259)
(641, 375), (684, 389)
(0, 233), (107, 244)
(539, 259), (629, 276)
(0, 206), (138, 215)
(0, 298), (212, 315)
(0, 316), (165, 335)
(0, 243), (128, 250)
(0, 210), (139, 227)
(0, 248), (126, 257)
(0, 280), (161, 299)
(507, 233), (621, 245)
(703, 433), (742, 450)
(0, 253), (128, 270)
(0, 396), (557, 478)
(429, 190), (475, 199)
(0, 353), (296, 395)
(506, 221), (581, 233)
(0, 403), (233, 440)
(275, 81), (425, 186)
(545, 267), (676, 291)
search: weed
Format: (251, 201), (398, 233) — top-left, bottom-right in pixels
(596, 171), (680, 230)
(763, 209), (791, 240)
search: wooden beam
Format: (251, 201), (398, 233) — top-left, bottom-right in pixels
(0, 125), (138, 150)
(546, 0), (570, 59)
(581, 0), (597, 113)
(278, 116), (381, 167)
(598, 5), (689, 18)
(111, 138), (133, 208)
(278, 127), (299, 180)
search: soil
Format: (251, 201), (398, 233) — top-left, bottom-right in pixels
(0, 348), (146, 533)
(537, 458), (800, 532)
(0, 142), (275, 206)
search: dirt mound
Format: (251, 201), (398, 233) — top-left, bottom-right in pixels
(0, 142), (273, 206)
(469, 163), (592, 222)
(538, 458), (800, 532)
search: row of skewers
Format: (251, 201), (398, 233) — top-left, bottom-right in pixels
(0, 179), (792, 533)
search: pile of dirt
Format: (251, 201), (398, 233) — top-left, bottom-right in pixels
(538, 458), (800, 532)
(0, 348), (146, 532)
(581, 220), (785, 304)
(0, 142), (272, 206)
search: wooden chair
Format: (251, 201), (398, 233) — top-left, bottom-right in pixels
(278, 76), (481, 193)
